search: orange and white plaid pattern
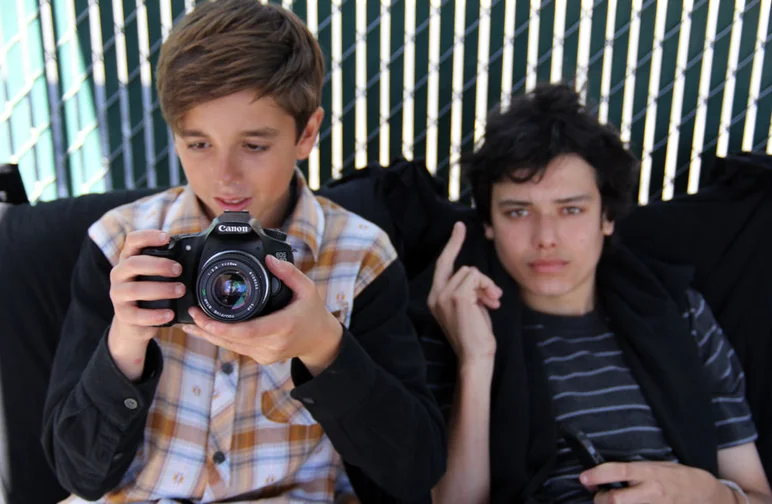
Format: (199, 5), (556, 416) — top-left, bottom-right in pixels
(64, 171), (396, 503)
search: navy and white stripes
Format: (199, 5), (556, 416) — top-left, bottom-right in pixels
(527, 289), (757, 503)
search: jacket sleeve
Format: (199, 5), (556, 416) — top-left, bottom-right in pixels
(41, 237), (163, 501)
(686, 289), (758, 449)
(290, 259), (447, 502)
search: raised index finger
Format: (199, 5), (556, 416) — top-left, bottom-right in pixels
(432, 221), (467, 289)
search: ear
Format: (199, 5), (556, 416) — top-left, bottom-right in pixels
(484, 223), (494, 240)
(601, 216), (615, 236)
(296, 107), (324, 160)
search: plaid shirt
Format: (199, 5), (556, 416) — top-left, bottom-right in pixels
(63, 171), (396, 503)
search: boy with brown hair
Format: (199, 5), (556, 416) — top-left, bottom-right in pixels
(41, 1), (445, 502)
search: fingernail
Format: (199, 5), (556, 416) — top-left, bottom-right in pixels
(175, 284), (185, 295)
(266, 255), (280, 266)
(159, 232), (168, 241)
(172, 264), (182, 275)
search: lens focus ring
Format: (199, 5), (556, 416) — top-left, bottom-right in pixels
(197, 250), (269, 322)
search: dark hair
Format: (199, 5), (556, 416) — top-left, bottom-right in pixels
(156, 0), (325, 138)
(464, 83), (638, 224)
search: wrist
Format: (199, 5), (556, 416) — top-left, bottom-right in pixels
(107, 323), (151, 381)
(108, 323), (151, 353)
(458, 357), (495, 381)
(457, 347), (496, 371)
(718, 479), (749, 504)
(298, 315), (343, 376)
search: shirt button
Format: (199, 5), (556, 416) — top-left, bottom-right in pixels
(213, 451), (226, 465)
(124, 398), (138, 410)
(221, 362), (234, 375)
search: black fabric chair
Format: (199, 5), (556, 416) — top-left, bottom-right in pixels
(1, 156), (770, 503)
(0, 161), (449, 504)
(0, 189), (162, 504)
(617, 153), (772, 484)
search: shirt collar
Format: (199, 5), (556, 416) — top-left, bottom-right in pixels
(283, 169), (324, 263)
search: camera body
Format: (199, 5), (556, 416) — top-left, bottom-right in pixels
(138, 211), (294, 325)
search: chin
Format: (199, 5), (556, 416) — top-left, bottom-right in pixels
(527, 281), (574, 299)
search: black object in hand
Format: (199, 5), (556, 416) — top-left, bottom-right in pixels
(558, 422), (628, 491)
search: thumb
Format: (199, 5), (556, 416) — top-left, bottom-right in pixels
(265, 254), (312, 298)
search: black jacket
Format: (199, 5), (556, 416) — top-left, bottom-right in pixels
(617, 152), (772, 483)
(38, 180), (447, 503)
(415, 222), (717, 502)
(341, 156), (770, 500)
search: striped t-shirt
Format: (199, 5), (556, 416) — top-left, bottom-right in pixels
(527, 289), (757, 504)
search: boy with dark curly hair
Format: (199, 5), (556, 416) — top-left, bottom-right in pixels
(426, 83), (770, 504)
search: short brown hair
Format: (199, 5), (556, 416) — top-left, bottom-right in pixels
(156, 0), (325, 137)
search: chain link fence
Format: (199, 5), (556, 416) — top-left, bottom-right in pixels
(0, 0), (770, 203)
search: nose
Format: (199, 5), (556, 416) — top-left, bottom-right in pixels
(213, 151), (242, 184)
(532, 214), (558, 250)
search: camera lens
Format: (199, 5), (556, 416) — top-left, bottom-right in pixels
(197, 251), (270, 322)
(212, 273), (249, 309)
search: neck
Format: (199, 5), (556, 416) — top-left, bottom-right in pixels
(521, 278), (597, 316)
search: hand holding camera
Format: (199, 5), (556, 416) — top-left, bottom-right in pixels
(182, 254), (344, 376)
(107, 211), (296, 380)
(107, 229), (186, 380)
(112, 210), (343, 377)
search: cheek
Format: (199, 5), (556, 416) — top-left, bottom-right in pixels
(563, 227), (606, 274)
(491, 221), (524, 250)
(242, 154), (296, 188)
(565, 219), (604, 246)
(264, 142), (300, 169)
(494, 234), (530, 269)
(177, 154), (206, 180)
(574, 234), (589, 248)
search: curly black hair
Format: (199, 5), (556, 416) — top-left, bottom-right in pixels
(463, 83), (638, 224)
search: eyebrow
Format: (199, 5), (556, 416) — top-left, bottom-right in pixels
(179, 128), (281, 138)
(497, 194), (593, 207)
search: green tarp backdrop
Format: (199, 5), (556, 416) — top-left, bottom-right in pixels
(1, 0), (770, 203)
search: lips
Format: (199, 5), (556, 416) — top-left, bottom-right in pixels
(528, 259), (569, 274)
(214, 197), (253, 212)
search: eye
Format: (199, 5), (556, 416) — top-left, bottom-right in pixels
(187, 141), (210, 151)
(563, 206), (583, 215)
(244, 143), (268, 152)
(506, 208), (529, 219)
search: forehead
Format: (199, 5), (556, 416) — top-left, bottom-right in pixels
(492, 154), (600, 202)
(179, 90), (295, 133)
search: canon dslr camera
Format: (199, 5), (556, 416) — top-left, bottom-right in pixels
(138, 211), (294, 325)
